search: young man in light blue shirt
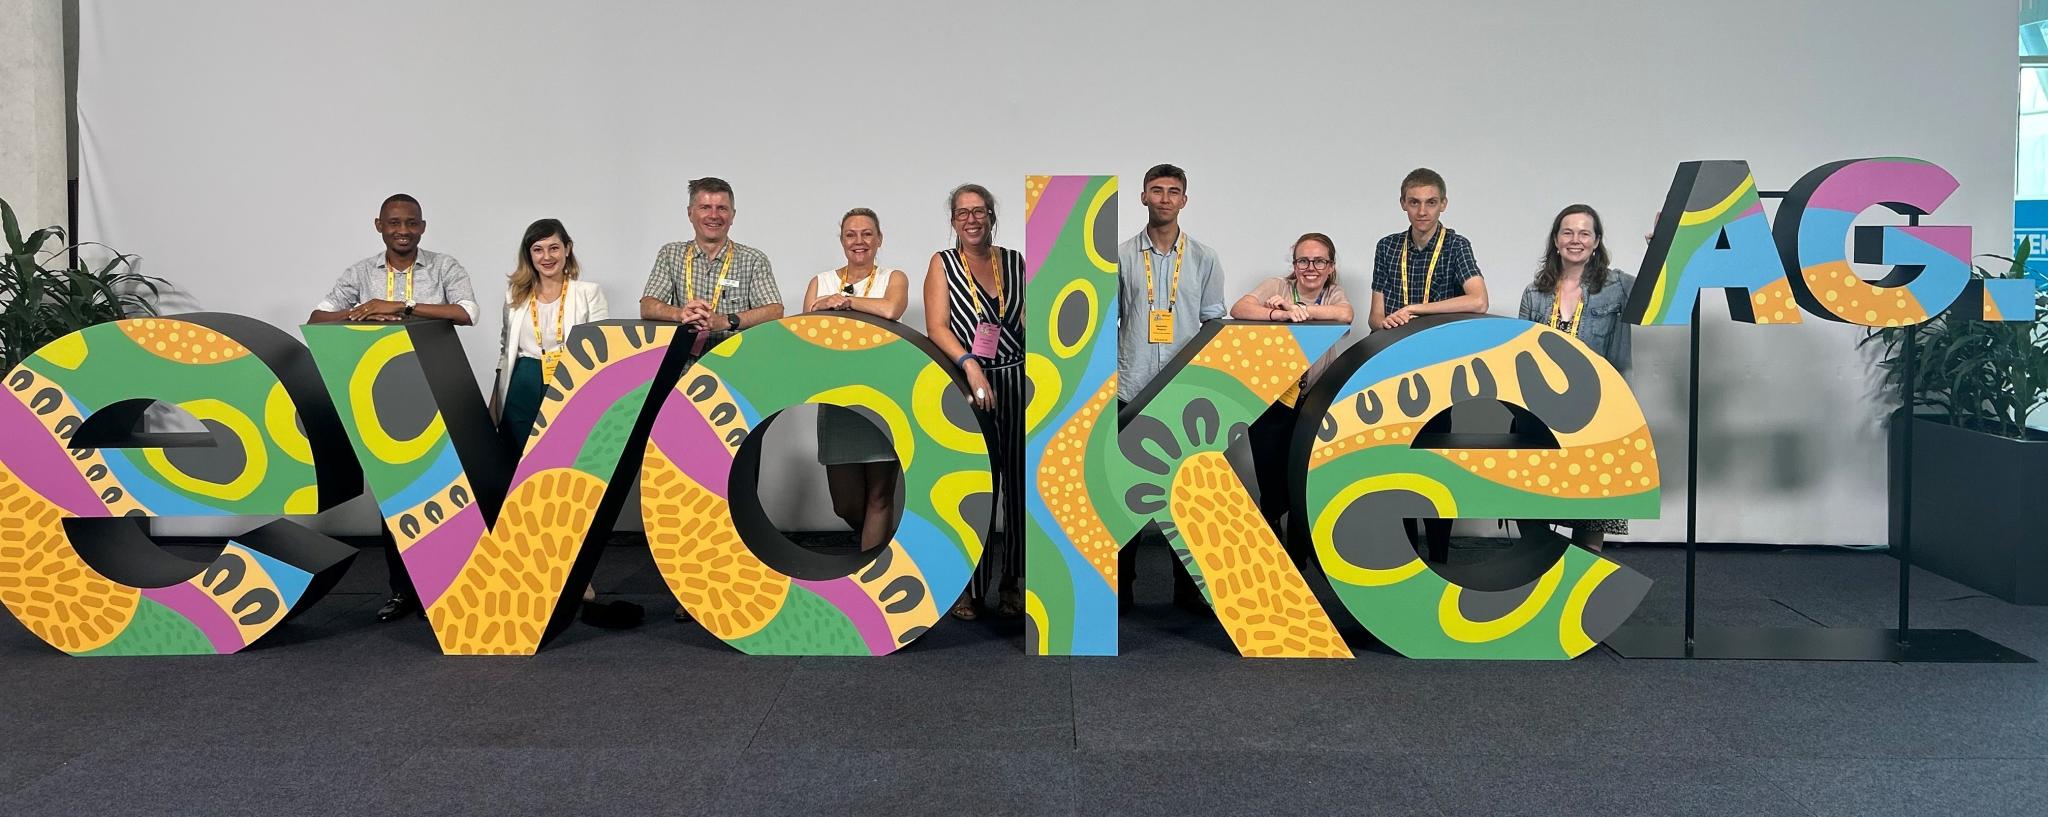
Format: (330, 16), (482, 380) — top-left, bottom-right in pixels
(1115, 163), (1225, 612)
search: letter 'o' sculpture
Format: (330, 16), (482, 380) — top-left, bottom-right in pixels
(640, 313), (994, 655)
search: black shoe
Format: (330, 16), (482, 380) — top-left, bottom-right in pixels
(582, 600), (645, 630)
(1173, 589), (1210, 615)
(376, 594), (417, 622)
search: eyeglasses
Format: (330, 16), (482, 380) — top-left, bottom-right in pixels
(1291, 257), (1333, 270)
(952, 207), (992, 222)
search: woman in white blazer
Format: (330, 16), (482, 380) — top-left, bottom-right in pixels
(491, 218), (638, 628)
(492, 218), (609, 457)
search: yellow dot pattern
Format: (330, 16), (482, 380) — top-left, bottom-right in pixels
(118, 319), (251, 364)
(1310, 420), (1428, 466)
(427, 468), (605, 655)
(1025, 175), (1051, 218)
(1171, 451), (1348, 658)
(1743, 277), (1805, 325)
(1799, 260), (1928, 327)
(641, 443), (788, 640)
(1431, 426), (1660, 497)
(1186, 325), (1313, 400)
(1035, 378), (1119, 584)
(786, 315), (902, 352)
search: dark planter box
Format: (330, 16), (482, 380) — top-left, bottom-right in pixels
(1890, 416), (2048, 605)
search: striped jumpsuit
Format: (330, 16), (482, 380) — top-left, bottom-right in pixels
(942, 245), (1026, 599)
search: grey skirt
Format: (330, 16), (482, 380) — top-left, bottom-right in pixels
(817, 404), (896, 466)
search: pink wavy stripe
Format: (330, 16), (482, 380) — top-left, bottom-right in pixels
(792, 576), (894, 655)
(141, 581), (244, 654)
(0, 391), (108, 516)
(1897, 224), (1971, 263)
(407, 503), (486, 608)
(645, 386), (734, 497)
(516, 347), (666, 481)
(1024, 176), (1085, 281)
(1804, 160), (1956, 214)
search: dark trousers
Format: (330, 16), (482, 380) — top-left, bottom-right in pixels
(381, 528), (415, 598)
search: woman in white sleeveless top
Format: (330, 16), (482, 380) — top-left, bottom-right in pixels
(802, 208), (910, 552)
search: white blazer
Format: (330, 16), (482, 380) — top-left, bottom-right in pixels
(492, 279), (608, 419)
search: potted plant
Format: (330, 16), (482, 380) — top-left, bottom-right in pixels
(1, 196), (166, 370)
(1867, 243), (2048, 604)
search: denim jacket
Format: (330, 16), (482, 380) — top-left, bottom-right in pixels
(1518, 269), (1633, 374)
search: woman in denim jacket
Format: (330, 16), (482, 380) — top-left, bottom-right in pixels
(1517, 203), (1633, 551)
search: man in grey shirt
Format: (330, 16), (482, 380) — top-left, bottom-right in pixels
(308, 193), (478, 623)
(1115, 164), (1224, 612)
(308, 193), (478, 325)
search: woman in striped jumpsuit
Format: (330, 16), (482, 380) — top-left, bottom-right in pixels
(922, 182), (1026, 620)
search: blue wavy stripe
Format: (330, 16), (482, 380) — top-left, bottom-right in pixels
(241, 544), (314, 607)
(892, 511), (970, 600)
(376, 442), (465, 516)
(1333, 318), (1530, 396)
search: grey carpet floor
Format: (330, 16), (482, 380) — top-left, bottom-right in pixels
(1, 537), (2044, 817)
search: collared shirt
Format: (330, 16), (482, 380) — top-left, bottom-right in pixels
(1518, 269), (1635, 374)
(641, 239), (780, 346)
(1371, 227), (1482, 313)
(1116, 230), (1226, 400)
(316, 249), (479, 323)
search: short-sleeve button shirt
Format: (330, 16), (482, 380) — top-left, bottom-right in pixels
(641, 239), (780, 345)
(317, 248), (478, 323)
(1371, 228), (1481, 312)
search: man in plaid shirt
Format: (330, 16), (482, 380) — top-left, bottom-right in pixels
(638, 177), (784, 354)
(1369, 168), (1490, 330)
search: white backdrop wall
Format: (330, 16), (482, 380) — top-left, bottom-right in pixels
(78, 0), (2016, 544)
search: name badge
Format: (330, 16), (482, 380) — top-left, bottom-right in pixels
(971, 322), (1001, 358)
(1148, 309), (1174, 344)
(718, 278), (737, 287)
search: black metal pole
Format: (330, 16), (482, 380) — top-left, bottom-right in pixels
(1897, 323), (1917, 642)
(1686, 298), (1701, 654)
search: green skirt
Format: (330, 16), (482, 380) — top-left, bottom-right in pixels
(498, 356), (545, 456)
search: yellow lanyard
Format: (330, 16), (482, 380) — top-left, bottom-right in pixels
(837, 266), (881, 298)
(1549, 294), (1585, 337)
(1400, 228), (1448, 307)
(1142, 232), (1183, 309)
(685, 243), (736, 310)
(529, 291), (567, 382)
(962, 246), (1005, 319)
(384, 262), (414, 303)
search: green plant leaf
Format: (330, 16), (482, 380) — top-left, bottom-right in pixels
(0, 196), (22, 253)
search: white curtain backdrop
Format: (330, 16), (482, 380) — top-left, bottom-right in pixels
(77, 0), (2017, 544)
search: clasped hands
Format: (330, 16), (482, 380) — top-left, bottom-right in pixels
(1262, 294), (1312, 323)
(675, 299), (717, 328)
(347, 299), (407, 321)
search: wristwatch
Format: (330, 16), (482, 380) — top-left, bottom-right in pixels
(725, 312), (741, 331)
(403, 297), (416, 317)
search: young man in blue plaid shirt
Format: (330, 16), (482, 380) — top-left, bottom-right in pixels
(1369, 168), (1490, 330)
